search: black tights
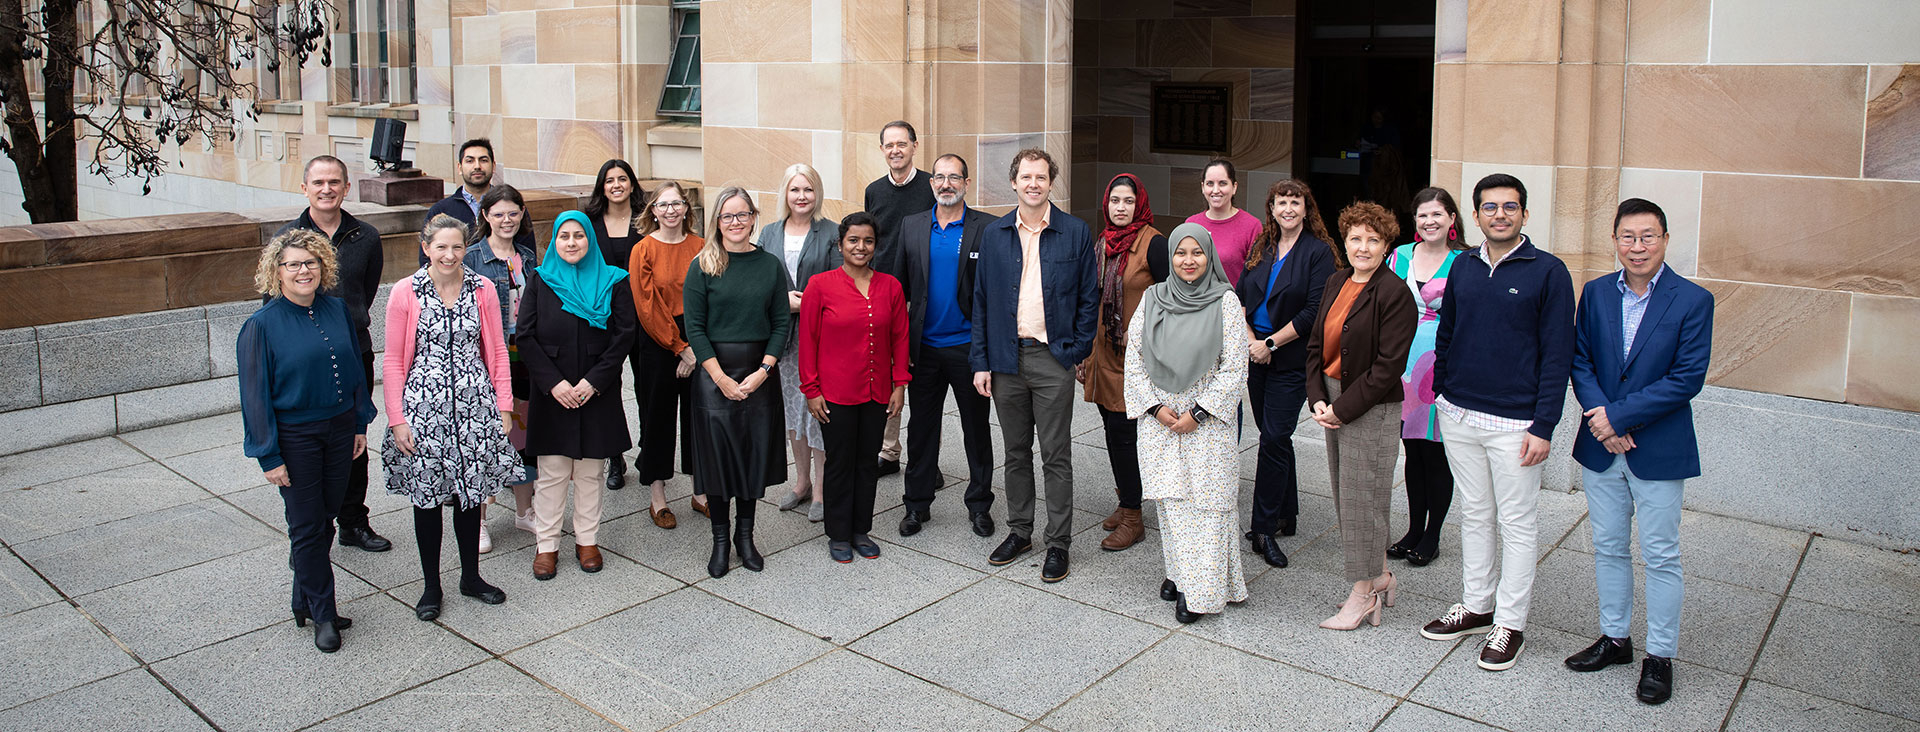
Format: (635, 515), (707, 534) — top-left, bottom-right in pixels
(1397, 438), (1455, 555)
(706, 495), (758, 529)
(1098, 407), (1143, 510)
(414, 504), (485, 597)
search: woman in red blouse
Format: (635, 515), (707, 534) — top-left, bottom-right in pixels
(799, 212), (910, 563)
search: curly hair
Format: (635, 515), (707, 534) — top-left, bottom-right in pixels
(254, 229), (338, 297)
(1246, 178), (1333, 271)
(1333, 201), (1400, 269)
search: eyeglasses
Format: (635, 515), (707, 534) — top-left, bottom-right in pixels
(486, 210), (523, 221)
(280, 260), (321, 272)
(653, 200), (687, 211)
(1478, 202), (1522, 215)
(931, 174), (967, 184)
(1616, 233), (1665, 246)
(718, 212), (754, 224)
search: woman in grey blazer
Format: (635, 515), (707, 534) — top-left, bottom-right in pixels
(756, 163), (841, 522)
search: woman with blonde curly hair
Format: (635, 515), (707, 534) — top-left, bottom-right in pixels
(238, 229), (376, 653)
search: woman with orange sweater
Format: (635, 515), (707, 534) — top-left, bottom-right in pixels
(629, 181), (709, 528)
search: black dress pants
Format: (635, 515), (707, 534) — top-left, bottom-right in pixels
(336, 349), (374, 530)
(1247, 360), (1306, 535)
(903, 343), (994, 516)
(279, 409), (355, 624)
(635, 316), (695, 484)
(1098, 406), (1143, 510)
(822, 400), (886, 542)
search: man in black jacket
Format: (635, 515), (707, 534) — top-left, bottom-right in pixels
(421, 138), (533, 265)
(274, 155), (391, 552)
(895, 154), (995, 539)
(865, 121), (936, 476)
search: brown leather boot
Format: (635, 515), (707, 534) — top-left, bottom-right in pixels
(1101, 506), (1125, 531)
(532, 551), (558, 581)
(1101, 508), (1144, 551)
(576, 544), (603, 573)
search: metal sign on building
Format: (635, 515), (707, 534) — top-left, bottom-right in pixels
(1150, 82), (1234, 155)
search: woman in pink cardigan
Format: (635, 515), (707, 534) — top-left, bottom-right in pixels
(382, 214), (522, 621)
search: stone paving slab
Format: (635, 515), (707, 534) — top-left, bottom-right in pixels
(1525, 548), (1780, 675)
(1372, 701), (1503, 731)
(159, 444), (275, 496)
(16, 496), (279, 596)
(0, 547), (59, 617)
(1558, 506), (1809, 595)
(1788, 536), (1920, 626)
(329, 503), (533, 590)
(506, 587), (834, 731)
(0, 602), (141, 712)
(76, 543), (378, 663)
(702, 534), (987, 644)
(0, 462), (211, 545)
(674, 649), (1028, 732)
(117, 412), (245, 459)
(0, 670), (213, 732)
(1044, 633), (1398, 731)
(1752, 598), (1920, 722)
(1723, 680), (1920, 732)
(852, 578), (1168, 720)
(151, 593), (491, 732)
(0, 437), (148, 492)
(306, 660), (622, 731)
(1002, 526), (1274, 630)
(393, 542), (681, 654)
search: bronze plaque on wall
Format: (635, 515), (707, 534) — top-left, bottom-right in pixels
(1149, 82), (1233, 155)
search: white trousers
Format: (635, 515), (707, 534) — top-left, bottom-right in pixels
(1439, 412), (1542, 631)
(533, 456), (604, 553)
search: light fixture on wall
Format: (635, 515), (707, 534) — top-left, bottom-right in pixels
(369, 118), (411, 172)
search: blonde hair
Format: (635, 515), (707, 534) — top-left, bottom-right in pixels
(254, 229), (338, 297)
(420, 213), (469, 246)
(638, 180), (691, 238)
(698, 186), (757, 277)
(775, 163), (824, 223)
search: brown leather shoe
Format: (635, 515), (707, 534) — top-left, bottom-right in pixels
(691, 497), (711, 518)
(1101, 506), (1125, 531)
(576, 544), (603, 573)
(651, 506), (677, 529)
(532, 551), (558, 581)
(1101, 508), (1144, 551)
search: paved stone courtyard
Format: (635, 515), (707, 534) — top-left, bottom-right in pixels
(1, 392), (1916, 732)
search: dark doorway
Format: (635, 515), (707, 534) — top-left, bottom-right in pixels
(1292, 0), (1436, 236)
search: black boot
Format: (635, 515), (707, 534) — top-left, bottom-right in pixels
(708, 516), (731, 578)
(735, 513), (764, 572)
(1247, 532), (1289, 568)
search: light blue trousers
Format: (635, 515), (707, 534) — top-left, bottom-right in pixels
(1582, 455), (1684, 658)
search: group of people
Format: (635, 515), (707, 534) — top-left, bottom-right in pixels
(237, 124), (1715, 707)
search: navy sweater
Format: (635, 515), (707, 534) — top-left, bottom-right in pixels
(238, 295), (378, 471)
(1432, 236), (1576, 440)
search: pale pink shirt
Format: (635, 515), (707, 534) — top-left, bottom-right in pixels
(1015, 206), (1050, 342)
(382, 276), (513, 424)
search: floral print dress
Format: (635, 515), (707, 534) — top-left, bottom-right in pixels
(1387, 245), (1460, 441)
(383, 270), (522, 510)
(1123, 291), (1250, 614)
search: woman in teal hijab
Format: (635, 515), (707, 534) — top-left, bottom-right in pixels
(1123, 223), (1250, 625)
(515, 210), (638, 580)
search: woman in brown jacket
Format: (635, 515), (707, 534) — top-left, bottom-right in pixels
(1306, 201), (1418, 630)
(1082, 173), (1169, 551)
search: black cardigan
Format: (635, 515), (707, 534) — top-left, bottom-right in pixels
(1234, 232), (1339, 371)
(514, 272), (638, 459)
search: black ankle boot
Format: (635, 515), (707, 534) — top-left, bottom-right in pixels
(735, 515), (764, 572)
(1248, 533), (1289, 568)
(708, 520), (731, 578)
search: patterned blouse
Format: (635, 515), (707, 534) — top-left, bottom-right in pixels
(1388, 244), (1461, 441)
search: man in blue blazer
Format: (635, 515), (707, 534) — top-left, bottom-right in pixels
(970, 148), (1098, 582)
(1561, 198), (1714, 707)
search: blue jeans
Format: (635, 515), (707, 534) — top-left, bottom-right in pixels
(1583, 455), (1684, 658)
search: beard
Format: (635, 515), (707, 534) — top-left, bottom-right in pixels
(935, 190), (961, 206)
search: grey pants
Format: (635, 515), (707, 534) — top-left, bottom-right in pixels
(1323, 378), (1401, 583)
(993, 344), (1077, 550)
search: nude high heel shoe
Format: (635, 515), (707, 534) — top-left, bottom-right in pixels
(1319, 591), (1384, 631)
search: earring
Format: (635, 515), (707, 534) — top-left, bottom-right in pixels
(1448, 228), (1457, 241)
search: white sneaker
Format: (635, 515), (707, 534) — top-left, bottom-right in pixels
(478, 522), (494, 554)
(514, 509), (536, 533)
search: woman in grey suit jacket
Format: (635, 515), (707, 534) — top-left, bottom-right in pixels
(756, 163), (841, 522)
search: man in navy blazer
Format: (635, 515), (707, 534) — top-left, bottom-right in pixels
(969, 148), (1098, 582)
(1561, 198), (1714, 707)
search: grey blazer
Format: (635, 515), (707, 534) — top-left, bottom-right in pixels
(754, 216), (842, 350)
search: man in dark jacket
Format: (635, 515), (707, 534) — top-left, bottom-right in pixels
(895, 154), (994, 539)
(865, 121), (937, 476)
(969, 148), (1097, 583)
(274, 155), (391, 553)
(421, 138), (533, 265)
(1418, 173), (1575, 673)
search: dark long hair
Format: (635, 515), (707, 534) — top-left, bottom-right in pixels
(584, 159), (643, 226)
(1246, 178), (1333, 270)
(1411, 186), (1468, 251)
(471, 184), (527, 244)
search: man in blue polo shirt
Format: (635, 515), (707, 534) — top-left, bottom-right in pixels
(1419, 173), (1575, 673)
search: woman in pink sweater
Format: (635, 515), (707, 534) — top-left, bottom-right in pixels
(382, 214), (521, 621)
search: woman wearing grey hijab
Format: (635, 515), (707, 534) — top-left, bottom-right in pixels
(1123, 223), (1249, 624)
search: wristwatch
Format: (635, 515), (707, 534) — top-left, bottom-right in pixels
(758, 363), (774, 374)
(1263, 336), (1277, 350)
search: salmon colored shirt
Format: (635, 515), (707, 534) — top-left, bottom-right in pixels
(1015, 207), (1050, 342)
(1321, 277), (1366, 378)
(629, 232), (706, 354)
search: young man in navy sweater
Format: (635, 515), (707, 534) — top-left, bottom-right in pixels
(1418, 173), (1575, 672)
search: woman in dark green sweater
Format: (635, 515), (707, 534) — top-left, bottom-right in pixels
(682, 186), (793, 578)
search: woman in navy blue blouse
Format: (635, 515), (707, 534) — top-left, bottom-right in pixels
(238, 229), (377, 654)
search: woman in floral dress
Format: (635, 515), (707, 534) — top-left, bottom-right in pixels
(1124, 223), (1249, 624)
(383, 215), (522, 621)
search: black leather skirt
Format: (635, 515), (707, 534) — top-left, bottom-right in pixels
(689, 341), (787, 500)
